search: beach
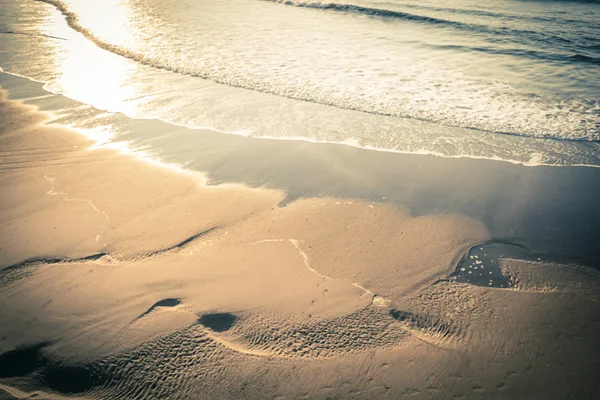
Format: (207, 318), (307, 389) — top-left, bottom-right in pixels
(1, 0), (600, 398)
(1, 78), (600, 398)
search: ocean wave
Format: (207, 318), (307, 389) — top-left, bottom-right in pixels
(517, 0), (600, 4)
(568, 53), (600, 64)
(262, 0), (589, 50)
(2, 69), (600, 169)
(34, 0), (600, 143)
(428, 43), (600, 65)
(265, 0), (524, 36)
(265, 0), (462, 25)
(397, 1), (593, 25)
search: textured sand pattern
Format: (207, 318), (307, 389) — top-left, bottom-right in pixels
(1, 90), (600, 399)
(2, 258), (599, 399)
(0, 301), (463, 398)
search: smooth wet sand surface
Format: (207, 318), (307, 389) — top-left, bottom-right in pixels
(1, 90), (600, 399)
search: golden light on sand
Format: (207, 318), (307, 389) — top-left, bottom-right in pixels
(1, 0), (600, 398)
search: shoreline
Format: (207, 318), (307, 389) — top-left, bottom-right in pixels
(1, 69), (599, 170)
(3, 71), (600, 269)
(29, 0), (600, 147)
(2, 0), (600, 397)
(0, 84), (487, 318)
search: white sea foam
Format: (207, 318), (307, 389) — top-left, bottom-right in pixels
(1, 0), (599, 168)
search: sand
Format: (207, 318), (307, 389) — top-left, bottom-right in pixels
(1, 89), (600, 399)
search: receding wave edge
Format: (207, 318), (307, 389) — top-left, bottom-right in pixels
(33, 0), (600, 143)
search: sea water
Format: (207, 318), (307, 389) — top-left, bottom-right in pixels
(0, 0), (599, 166)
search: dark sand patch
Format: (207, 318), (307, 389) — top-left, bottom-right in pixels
(198, 313), (238, 333)
(0, 342), (107, 395)
(0, 343), (48, 378)
(43, 364), (105, 394)
(134, 298), (182, 321)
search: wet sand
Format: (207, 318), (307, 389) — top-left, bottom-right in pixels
(2, 71), (599, 270)
(1, 88), (600, 399)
